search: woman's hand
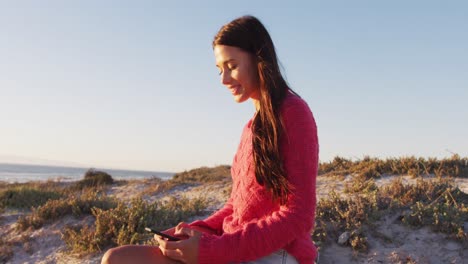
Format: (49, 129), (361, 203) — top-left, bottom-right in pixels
(162, 227), (176, 236)
(161, 222), (190, 240)
(155, 222), (201, 264)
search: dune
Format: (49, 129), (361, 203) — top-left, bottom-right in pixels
(1, 172), (467, 263)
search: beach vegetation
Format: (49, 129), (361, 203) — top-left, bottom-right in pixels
(319, 154), (468, 178)
(1, 158), (467, 259)
(314, 175), (468, 252)
(171, 165), (231, 183)
(71, 168), (114, 190)
(16, 189), (116, 230)
(343, 173), (378, 194)
(0, 185), (62, 209)
(144, 165), (231, 195)
(0, 236), (13, 263)
(62, 196), (208, 254)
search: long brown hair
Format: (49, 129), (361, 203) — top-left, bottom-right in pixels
(213, 15), (295, 204)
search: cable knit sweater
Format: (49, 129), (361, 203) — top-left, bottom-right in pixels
(190, 92), (319, 263)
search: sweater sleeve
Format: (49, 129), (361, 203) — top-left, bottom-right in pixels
(189, 197), (233, 235)
(197, 99), (319, 264)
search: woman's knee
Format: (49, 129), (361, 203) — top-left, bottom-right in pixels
(101, 246), (124, 264)
(101, 245), (167, 264)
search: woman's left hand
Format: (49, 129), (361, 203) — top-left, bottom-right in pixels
(155, 223), (201, 264)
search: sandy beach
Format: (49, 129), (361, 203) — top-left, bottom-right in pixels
(1, 172), (467, 264)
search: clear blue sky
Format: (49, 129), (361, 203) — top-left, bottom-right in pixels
(1, 1), (467, 172)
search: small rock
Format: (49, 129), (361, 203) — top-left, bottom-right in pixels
(338, 231), (350, 245)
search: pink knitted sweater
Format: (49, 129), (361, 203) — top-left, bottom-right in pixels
(190, 92), (319, 263)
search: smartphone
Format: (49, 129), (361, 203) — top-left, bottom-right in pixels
(145, 227), (181, 241)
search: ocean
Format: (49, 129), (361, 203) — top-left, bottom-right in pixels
(0, 163), (175, 183)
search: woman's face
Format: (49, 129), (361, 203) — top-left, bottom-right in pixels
(214, 45), (260, 104)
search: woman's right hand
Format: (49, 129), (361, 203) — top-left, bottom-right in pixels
(159, 222), (191, 240)
(162, 227), (176, 236)
(156, 224), (201, 264)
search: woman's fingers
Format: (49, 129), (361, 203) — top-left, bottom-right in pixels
(174, 223), (201, 237)
(155, 224), (201, 264)
(154, 235), (180, 249)
(155, 229), (200, 264)
(156, 237), (186, 262)
(154, 234), (165, 244)
(162, 227), (176, 236)
(176, 227), (197, 237)
(174, 222), (189, 233)
(176, 226), (201, 238)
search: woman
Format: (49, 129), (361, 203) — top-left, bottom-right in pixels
(102, 15), (319, 264)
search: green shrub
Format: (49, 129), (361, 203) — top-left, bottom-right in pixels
(318, 156), (353, 176)
(379, 178), (452, 208)
(171, 165), (231, 184)
(0, 186), (62, 209)
(314, 177), (467, 252)
(62, 196), (208, 254)
(349, 231), (368, 252)
(72, 169), (114, 190)
(402, 186), (468, 241)
(344, 174), (378, 194)
(146, 165), (231, 195)
(315, 191), (378, 236)
(16, 189), (116, 230)
(318, 155), (468, 178)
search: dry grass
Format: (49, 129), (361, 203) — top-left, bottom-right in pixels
(314, 176), (468, 252)
(0, 167), (211, 258)
(0, 186), (62, 209)
(319, 154), (468, 178)
(16, 188), (116, 231)
(62, 196), (208, 254)
(0, 233), (33, 263)
(0, 182), (63, 209)
(142, 165), (231, 195)
(0, 236), (14, 263)
(1, 159), (467, 259)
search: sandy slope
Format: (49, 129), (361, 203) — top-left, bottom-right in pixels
(1, 175), (466, 264)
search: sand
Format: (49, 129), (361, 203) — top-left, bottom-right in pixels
(1, 175), (466, 264)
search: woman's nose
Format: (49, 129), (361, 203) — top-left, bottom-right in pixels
(221, 71), (231, 85)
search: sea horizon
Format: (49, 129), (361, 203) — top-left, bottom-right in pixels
(0, 162), (175, 183)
